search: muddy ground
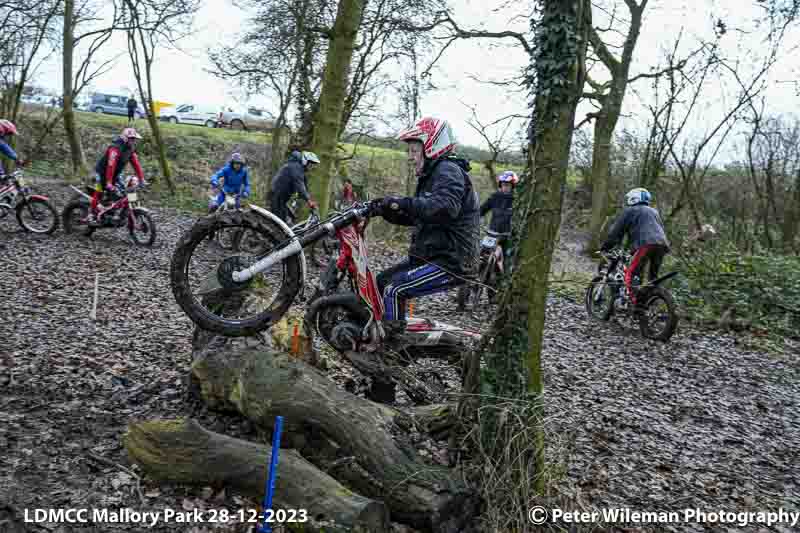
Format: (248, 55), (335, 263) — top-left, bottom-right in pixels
(1, 178), (798, 532)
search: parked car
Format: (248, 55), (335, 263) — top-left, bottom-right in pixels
(85, 93), (145, 118)
(158, 103), (220, 128)
(217, 106), (275, 131)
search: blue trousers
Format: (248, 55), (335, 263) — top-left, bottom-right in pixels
(377, 259), (461, 320)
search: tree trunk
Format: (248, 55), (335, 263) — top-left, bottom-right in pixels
(478, 0), (590, 496)
(124, 418), (390, 531)
(308, 0), (365, 217)
(483, 159), (497, 190)
(587, 113), (616, 251)
(62, 0), (87, 178)
(190, 340), (477, 532)
(143, 59), (175, 194)
(586, 1), (646, 251)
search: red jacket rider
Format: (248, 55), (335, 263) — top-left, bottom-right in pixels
(90, 128), (145, 217)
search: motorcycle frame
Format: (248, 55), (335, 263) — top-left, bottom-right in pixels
(1, 171), (52, 211)
(333, 218), (385, 322)
(69, 183), (144, 231)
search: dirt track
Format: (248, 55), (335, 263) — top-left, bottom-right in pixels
(1, 178), (798, 532)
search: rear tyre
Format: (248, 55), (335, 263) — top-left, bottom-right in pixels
(62, 199), (93, 236)
(470, 258), (492, 309)
(638, 286), (679, 341)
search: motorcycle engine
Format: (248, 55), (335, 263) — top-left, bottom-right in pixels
(315, 304), (368, 353)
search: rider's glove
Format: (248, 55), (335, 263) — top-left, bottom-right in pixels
(241, 191), (249, 198)
(381, 196), (411, 214)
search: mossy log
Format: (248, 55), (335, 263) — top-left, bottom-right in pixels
(190, 342), (477, 532)
(124, 418), (389, 532)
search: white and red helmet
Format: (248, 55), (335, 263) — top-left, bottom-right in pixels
(120, 127), (143, 143)
(0, 119), (18, 136)
(397, 117), (457, 160)
(497, 170), (519, 186)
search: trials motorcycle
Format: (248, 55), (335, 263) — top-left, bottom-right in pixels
(62, 175), (156, 246)
(170, 200), (479, 357)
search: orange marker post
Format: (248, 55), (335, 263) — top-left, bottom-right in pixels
(291, 323), (300, 355)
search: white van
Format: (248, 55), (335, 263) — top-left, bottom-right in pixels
(158, 103), (221, 128)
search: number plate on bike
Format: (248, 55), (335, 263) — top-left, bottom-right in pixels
(481, 236), (498, 248)
(225, 197), (236, 207)
(17, 178), (27, 187)
(127, 192), (138, 202)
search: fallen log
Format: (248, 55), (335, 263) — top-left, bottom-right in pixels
(191, 343), (478, 532)
(124, 418), (389, 532)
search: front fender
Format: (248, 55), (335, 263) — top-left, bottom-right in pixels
(27, 194), (52, 203)
(246, 205), (307, 293)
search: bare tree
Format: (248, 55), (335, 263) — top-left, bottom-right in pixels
(581, 0), (699, 250)
(655, 34), (786, 231)
(462, 102), (526, 189)
(208, 0), (305, 190)
(743, 104), (800, 251)
(124, 0), (200, 194)
(62, 0), (121, 176)
(0, 0), (60, 122)
(210, 0), (444, 152)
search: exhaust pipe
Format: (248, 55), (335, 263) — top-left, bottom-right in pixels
(304, 292), (371, 329)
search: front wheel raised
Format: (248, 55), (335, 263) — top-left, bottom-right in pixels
(170, 210), (302, 337)
(638, 286), (679, 342)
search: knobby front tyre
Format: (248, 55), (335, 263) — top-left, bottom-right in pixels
(585, 276), (614, 321)
(170, 210), (302, 337)
(17, 197), (59, 234)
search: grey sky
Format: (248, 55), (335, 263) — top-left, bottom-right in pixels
(30, 0), (800, 156)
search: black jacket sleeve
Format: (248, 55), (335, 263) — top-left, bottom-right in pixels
(602, 209), (631, 250)
(409, 161), (465, 223)
(382, 207), (415, 226)
(479, 194), (495, 217)
(289, 164), (311, 201)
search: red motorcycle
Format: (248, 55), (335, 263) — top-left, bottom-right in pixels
(0, 168), (59, 234)
(170, 201), (479, 381)
(62, 175), (156, 246)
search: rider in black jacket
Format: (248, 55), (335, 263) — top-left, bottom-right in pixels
(375, 117), (480, 336)
(480, 169), (517, 236)
(270, 150), (319, 222)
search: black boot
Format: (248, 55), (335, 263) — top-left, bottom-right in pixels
(381, 319), (408, 339)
